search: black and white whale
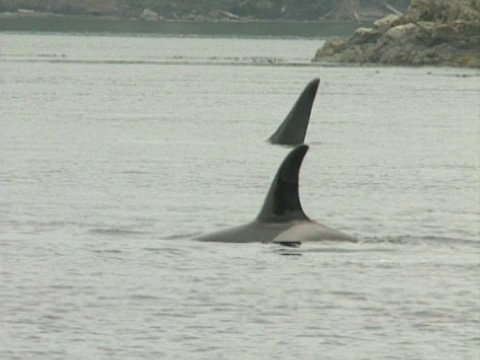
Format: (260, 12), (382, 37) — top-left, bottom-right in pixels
(268, 78), (320, 146)
(195, 145), (356, 245)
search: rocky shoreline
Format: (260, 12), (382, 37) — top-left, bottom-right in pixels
(312, 0), (480, 68)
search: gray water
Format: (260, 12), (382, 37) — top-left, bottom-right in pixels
(1, 33), (479, 359)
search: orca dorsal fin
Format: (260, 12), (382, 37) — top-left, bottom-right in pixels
(268, 78), (320, 146)
(257, 145), (310, 222)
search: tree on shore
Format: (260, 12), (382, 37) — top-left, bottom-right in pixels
(0, 0), (411, 20)
(134, 0), (410, 20)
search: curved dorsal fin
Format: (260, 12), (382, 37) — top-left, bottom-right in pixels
(268, 78), (320, 146)
(257, 145), (310, 222)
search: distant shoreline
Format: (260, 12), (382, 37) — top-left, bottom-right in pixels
(0, 12), (369, 39)
(0, 10), (376, 25)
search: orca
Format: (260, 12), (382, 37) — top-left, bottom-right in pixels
(195, 145), (356, 244)
(268, 78), (320, 146)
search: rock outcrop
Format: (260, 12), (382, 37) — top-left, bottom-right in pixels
(312, 0), (480, 67)
(139, 8), (161, 21)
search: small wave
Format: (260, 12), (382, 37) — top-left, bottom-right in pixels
(263, 235), (480, 255)
(162, 232), (198, 240)
(142, 246), (186, 257)
(361, 236), (411, 244)
(271, 246), (303, 256)
(302, 247), (396, 253)
(129, 294), (161, 300)
(88, 227), (148, 236)
(91, 249), (123, 254)
(361, 235), (480, 247)
(1, 57), (313, 68)
(419, 235), (480, 245)
(428, 72), (480, 78)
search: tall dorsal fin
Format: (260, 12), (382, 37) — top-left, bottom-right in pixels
(257, 145), (310, 222)
(268, 78), (320, 146)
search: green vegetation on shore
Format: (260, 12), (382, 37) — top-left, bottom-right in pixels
(0, 0), (410, 21)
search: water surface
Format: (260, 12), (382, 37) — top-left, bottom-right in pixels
(1, 32), (479, 359)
